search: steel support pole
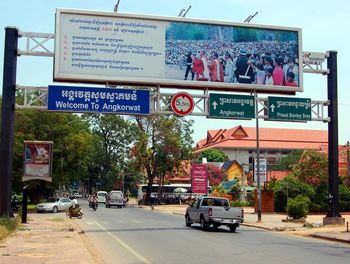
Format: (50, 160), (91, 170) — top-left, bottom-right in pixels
(326, 51), (340, 218)
(0, 27), (18, 217)
(255, 92), (262, 222)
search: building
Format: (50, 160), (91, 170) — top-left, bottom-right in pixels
(194, 125), (328, 171)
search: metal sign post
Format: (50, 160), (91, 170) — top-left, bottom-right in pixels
(255, 91), (262, 222)
(324, 51), (344, 225)
(0, 27), (18, 217)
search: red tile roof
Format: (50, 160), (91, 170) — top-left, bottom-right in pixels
(195, 126), (328, 153)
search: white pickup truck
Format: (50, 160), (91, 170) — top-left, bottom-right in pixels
(185, 196), (244, 232)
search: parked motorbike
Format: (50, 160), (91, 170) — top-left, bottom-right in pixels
(66, 205), (83, 219)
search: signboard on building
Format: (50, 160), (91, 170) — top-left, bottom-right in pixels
(254, 158), (267, 185)
(191, 164), (208, 194)
(48, 85), (150, 115)
(54, 9), (302, 94)
(268, 96), (311, 122)
(23, 141), (53, 182)
(209, 93), (255, 119)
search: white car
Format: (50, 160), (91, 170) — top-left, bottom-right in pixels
(36, 197), (73, 213)
(97, 191), (108, 203)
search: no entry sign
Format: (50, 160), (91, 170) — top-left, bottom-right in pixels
(171, 92), (194, 116)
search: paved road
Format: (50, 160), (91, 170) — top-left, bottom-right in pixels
(76, 200), (350, 264)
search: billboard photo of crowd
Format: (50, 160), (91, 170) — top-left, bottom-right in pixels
(165, 21), (301, 90)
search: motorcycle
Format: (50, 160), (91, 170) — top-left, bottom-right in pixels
(66, 205), (83, 219)
(91, 201), (98, 211)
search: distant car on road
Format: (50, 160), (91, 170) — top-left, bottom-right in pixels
(97, 191), (108, 203)
(36, 197), (73, 213)
(185, 197), (244, 232)
(106, 191), (124, 208)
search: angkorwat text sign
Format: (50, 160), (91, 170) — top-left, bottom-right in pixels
(268, 96), (311, 121)
(191, 164), (208, 195)
(54, 9), (302, 94)
(48, 85), (150, 115)
(209, 93), (255, 119)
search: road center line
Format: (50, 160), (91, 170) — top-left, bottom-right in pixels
(92, 220), (151, 264)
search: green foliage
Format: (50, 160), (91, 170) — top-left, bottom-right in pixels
(286, 195), (311, 219)
(131, 115), (194, 204)
(87, 114), (136, 190)
(272, 175), (315, 212)
(308, 184), (328, 212)
(230, 200), (253, 207)
(339, 184), (350, 211)
(0, 215), (17, 232)
(12, 111), (94, 195)
(198, 149), (228, 162)
(291, 150), (328, 187)
(270, 150), (303, 171)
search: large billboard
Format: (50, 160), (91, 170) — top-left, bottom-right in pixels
(54, 9), (302, 94)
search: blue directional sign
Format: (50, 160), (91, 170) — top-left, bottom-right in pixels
(48, 85), (150, 115)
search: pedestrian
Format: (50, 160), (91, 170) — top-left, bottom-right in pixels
(184, 51), (194, 80)
(285, 71), (297, 87)
(235, 49), (254, 83)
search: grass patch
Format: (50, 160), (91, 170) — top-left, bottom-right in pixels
(27, 204), (36, 210)
(0, 215), (19, 241)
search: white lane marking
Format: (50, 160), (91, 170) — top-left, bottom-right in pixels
(92, 220), (151, 264)
(85, 221), (94, 225)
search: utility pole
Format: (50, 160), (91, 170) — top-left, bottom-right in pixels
(0, 27), (18, 217)
(255, 92), (262, 222)
(323, 51), (344, 225)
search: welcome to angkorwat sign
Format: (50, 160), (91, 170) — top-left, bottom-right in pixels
(54, 9), (303, 94)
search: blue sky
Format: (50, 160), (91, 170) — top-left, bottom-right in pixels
(1, 0), (349, 144)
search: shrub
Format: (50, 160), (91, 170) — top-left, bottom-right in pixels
(230, 200), (253, 207)
(286, 195), (310, 219)
(273, 175), (315, 212)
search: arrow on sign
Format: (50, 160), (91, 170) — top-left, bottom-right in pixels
(270, 104), (275, 113)
(212, 101), (218, 110)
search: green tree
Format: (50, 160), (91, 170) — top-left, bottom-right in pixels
(291, 150), (328, 187)
(86, 114), (136, 191)
(270, 150), (303, 171)
(198, 149), (228, 162)
(12, 111), (94, 201)
(272, 175), (315, 212)
(131, 115), (193, 204)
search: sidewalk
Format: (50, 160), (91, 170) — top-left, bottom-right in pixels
(0, 213), (99, 264)
(144, 204), (350, 244)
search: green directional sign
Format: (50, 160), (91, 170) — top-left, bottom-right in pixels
(209, 94), (255, 119)
(268, 96), (311, 122)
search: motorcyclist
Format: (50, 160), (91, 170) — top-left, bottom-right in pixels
(91, 194), (98, 210)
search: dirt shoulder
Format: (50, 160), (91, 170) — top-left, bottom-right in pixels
(0, 213), (99, 264)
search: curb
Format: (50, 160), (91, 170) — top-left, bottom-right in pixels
(309, 234), (350, 245)
(241, 223), (274, 231)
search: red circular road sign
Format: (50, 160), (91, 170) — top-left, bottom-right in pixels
(171, 92), (194, 116)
